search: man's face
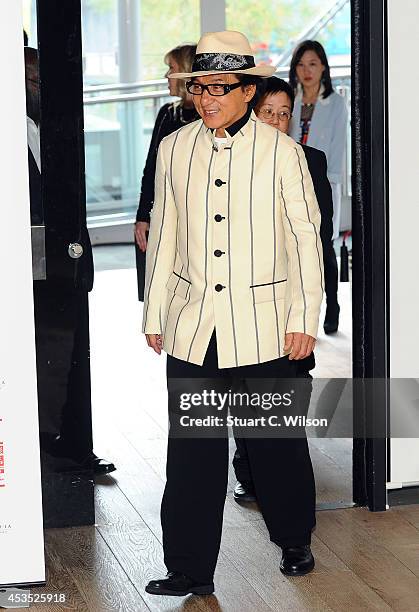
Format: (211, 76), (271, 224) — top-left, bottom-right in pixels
(192, 73), (255, 135)
(256, 92), (292, 134)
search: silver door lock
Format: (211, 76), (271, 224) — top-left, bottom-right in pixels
(68, 243), (84, 259)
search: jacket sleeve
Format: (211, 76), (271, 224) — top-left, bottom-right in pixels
(141, 142), (177, 333)
(136, 104), (169, 223)
(280, 144), (324, 339)
(327, 95), (348, 185)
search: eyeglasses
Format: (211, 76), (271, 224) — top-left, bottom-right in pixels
(259, 107), (291, 122)
(186, 81), (242, 96)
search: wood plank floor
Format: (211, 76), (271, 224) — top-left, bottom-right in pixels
(28, 252), (419, 610)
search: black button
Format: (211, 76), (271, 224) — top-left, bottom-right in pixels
(214, 214), (224, 222)
(215, 284), (224, 292)
(214, 249), (224, 257)
(215, 178), (226, 187)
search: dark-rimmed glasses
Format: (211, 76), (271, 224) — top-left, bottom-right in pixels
(186, 81), (242, 97)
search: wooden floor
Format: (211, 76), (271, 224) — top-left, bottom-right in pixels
(28, 253), (419, 610)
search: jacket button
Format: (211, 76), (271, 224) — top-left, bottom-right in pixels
(214, 249), (224, 257)
(214, 214), (224, 222)
(214, 178), (226, 187)
(215, 284), (224, 292)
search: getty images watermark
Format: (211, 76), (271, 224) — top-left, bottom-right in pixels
(176, 388), (328, 430)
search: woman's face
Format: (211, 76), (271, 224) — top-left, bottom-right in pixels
(165, 55), (181, 97)
(295, 50), (325, 90)
(256, 92), (292, 134)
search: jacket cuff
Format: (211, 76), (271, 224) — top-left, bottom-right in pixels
(142, 318), (162, 335)
(286, 317), (319, 340)
(136, 211), (151, 223)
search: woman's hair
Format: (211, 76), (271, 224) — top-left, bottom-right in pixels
(288, 40), (333, 99)
(164, 43), (197, 99)
(254, 77), (295, 114)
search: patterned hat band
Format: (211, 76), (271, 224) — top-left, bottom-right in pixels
(191, 53), (256, 73)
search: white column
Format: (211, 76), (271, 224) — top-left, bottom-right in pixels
(200, 0), (226, 33)
(117, 0), (143, 210)
(118, 0), (142, 82)
(0, 1), (45, 586)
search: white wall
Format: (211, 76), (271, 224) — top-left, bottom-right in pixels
(388, 0), (419, 486)
(0, 3), (45, 585)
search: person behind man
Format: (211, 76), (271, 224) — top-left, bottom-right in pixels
(289, 40), (347, 334)
(233, 76), (335, 503)
(142, 31), (323, 596)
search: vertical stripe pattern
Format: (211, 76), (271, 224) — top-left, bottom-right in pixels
(227, 143), (238, 366)
(272, 131), (281, 354)
(143, 173), (167, 329)
(280, 175), (307, 333)
(186, 147), (214, 360)
(171, 123), (203, 353)
(249, 121), (260, 362)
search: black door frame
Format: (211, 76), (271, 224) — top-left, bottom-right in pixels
(35, 0), (95, 527)
(351, 0), (388, 511)
(35, 0), (390, 515)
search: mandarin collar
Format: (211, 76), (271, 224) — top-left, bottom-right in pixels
(205, 108), (257, 148)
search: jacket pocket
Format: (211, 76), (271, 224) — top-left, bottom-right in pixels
(166, 271), (191, 300)
(251, 278), (287, 304)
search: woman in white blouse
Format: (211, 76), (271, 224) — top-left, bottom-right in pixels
(289, 40), (348, 333)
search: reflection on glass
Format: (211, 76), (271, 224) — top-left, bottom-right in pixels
(25, 46), (43, 226)
(22, 0), (37, 47)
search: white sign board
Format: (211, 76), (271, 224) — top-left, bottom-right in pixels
(0, 3), (45, 586)
(388, 0), (419, 487)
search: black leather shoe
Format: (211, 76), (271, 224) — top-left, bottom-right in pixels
(280, 545), (315, 576)
(89, 453), (116, 475)
(324, 303), (340, 334)
(145, 572), (214, 596)
(233, 481), (257, 503)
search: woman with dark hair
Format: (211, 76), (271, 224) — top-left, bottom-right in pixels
(289, 41), (347, 332)
(134, 44), (199, 299)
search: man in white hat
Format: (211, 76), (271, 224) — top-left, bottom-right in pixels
(142, 31), (323, 596)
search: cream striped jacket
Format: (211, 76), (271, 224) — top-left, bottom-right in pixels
(142, 111), (323, 368)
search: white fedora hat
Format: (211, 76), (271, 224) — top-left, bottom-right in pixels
(169, 30), (276, 79)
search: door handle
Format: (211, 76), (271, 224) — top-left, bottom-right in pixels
(68, 242), (84, 259)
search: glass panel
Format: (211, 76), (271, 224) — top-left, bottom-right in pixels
(226, 0), (350, 67)
(140, 1), (200, 79)
(82, 0), (119, 86)
(82, 0), (200, 221)
(82, 0), (200, 84)
(84, 94), (172, 220)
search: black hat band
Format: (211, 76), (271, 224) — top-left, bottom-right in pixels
(191, 53), (256, 73)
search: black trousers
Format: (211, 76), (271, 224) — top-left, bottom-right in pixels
(163, 332), (316, 583)
(323, 239), (339, 307)
(233, 372), (313, 489)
